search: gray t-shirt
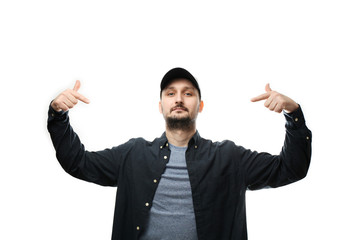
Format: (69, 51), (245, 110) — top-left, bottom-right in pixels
(140, 144), (198, 240)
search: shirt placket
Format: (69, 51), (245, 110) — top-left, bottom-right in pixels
(136, 141), (170, 237)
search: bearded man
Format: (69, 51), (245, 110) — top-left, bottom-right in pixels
(48, 67), (312, 240)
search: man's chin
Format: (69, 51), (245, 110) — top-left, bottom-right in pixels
(166, 116), (194, 131)
(170, 114), (188, 119)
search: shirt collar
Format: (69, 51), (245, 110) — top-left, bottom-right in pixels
(159, 130), (200, 149)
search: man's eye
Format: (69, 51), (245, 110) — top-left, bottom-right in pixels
(185, 92), (193, 96)
(168, 92), (175, 96)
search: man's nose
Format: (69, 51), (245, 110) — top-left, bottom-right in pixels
(175, 92), (184, 103)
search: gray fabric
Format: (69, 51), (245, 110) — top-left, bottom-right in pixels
(140, 144), (198, 240)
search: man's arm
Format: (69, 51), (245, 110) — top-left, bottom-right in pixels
(47, 81), (121, 186)
(242, 84), (312, 189)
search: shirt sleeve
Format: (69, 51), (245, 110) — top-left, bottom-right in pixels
(242, 105), (312, 190)
(47, 103), (123, 187)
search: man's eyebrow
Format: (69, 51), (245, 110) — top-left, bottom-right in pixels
(165, 86), (195, 90)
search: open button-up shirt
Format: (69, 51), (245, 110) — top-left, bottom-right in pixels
(47, 105), (312, 240)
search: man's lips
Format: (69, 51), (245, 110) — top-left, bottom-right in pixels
(171, 106), (188, 112)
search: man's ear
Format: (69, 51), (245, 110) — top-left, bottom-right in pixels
(198, 101), (204, 113)
(159, 101), (163, 114)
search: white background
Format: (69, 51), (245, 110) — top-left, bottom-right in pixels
(1, 0), (359, 239)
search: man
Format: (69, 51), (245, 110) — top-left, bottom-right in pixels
(47, 67), (312, 240)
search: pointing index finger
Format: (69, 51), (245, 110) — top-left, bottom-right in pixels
(75, 92), (90, 104)
(72, 80), (90, 104)
(251, 92), (271, 102)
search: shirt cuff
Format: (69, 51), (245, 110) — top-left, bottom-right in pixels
(48, 101), (68, 121)
(283, 105), (305, 130)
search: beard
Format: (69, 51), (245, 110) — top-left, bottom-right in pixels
(166, 116), (195, 131)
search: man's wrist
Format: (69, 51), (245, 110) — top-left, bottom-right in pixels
(48, 101), (68, 120)
(284, 103), (300, 114)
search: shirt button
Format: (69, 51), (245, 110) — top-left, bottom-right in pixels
(166, 143), (169, 147)
(145, 202), (150, 207)
(306, 136), (310, 140)
(136, 226), (140, 231)
(164, 156), (168, 160)
(153, 179), (157, 183)
(295, 118), (299, 122)
(51, 113), (55, 117)
(160, 146), (163, 149)
(194, 145), (198, 149)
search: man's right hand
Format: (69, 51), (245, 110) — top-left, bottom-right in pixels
(51, 80), (90, 112)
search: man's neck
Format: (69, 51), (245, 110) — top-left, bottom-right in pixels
(165, 128), (196, 147)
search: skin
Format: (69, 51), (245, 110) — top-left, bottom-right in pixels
(159, 78), (204, 147)
(51, 80), (90, 112)
(51, 80), (299, 147)
(251, 83), (299, 114)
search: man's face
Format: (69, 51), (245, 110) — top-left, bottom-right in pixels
(159, 78), (204, 130)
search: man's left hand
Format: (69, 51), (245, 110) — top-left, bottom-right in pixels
(251, 83), (299, 113)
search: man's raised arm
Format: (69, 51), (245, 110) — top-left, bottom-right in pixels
(242, 83), (312, 189)
(47, 81), (120, 187)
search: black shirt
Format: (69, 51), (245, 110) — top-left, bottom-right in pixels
(47, 105), (312, 240)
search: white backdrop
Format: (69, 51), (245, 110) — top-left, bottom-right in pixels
(1, 0), (359, 239)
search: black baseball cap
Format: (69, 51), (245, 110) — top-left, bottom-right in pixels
(160, 67), (201, 99)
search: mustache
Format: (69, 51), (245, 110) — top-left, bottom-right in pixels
(171, 104), (189, 112)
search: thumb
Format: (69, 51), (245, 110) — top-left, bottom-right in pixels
(265, 83), (272, 92)
(73, 80), (81, 92)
